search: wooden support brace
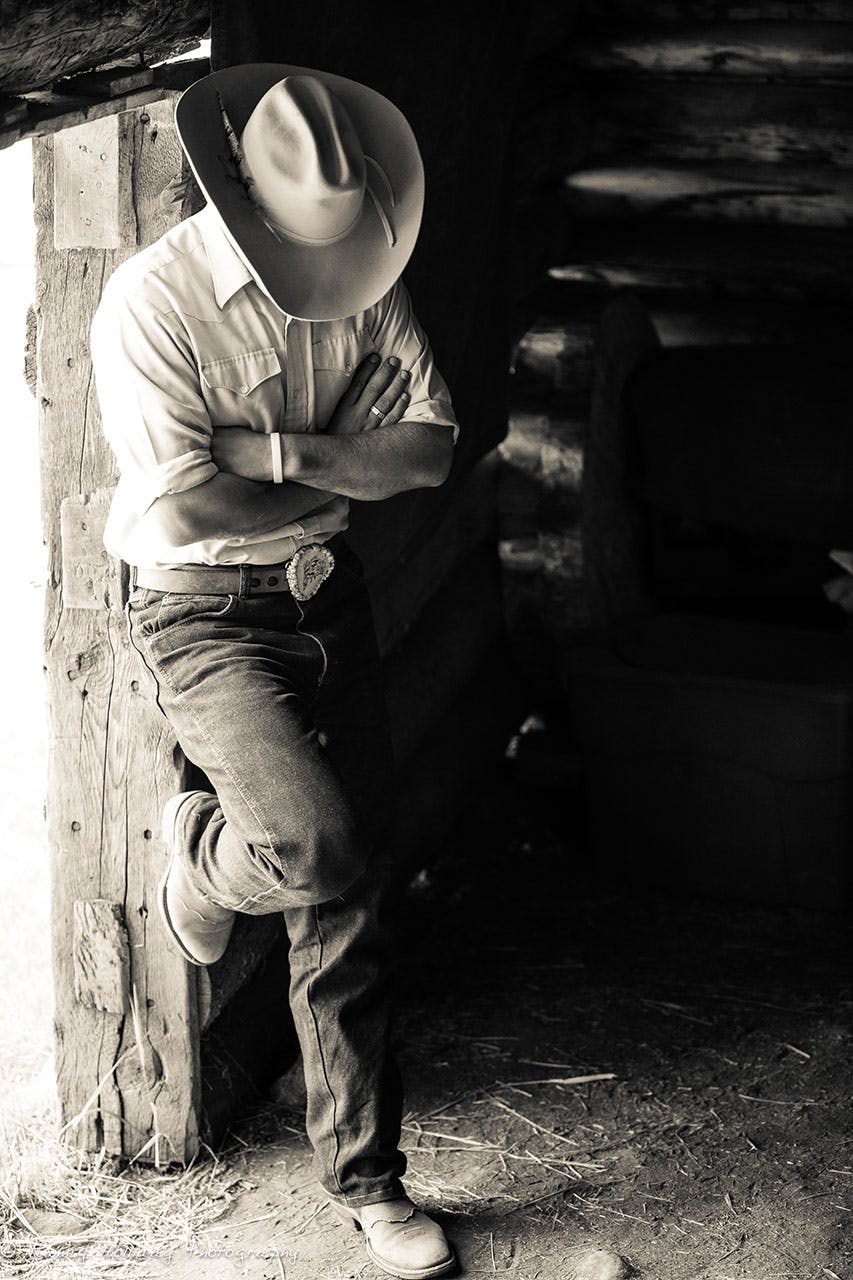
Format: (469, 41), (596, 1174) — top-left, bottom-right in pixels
(37, 97), (203, 1163)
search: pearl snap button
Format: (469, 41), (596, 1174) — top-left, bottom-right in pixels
(345, 362), (352, 373)
(239, 383), (249, 394)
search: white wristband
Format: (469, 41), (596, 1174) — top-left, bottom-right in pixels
(270, 432), (284, 484)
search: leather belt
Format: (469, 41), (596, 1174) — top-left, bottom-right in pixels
(135, 564), (292, 595)
(134, 543), (336, 602)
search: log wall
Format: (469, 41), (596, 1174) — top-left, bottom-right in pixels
(500, 0), (853, 688)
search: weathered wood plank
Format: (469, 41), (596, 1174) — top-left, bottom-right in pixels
(54, 115), (136, 250)
(0, 0), (207, 95)
(550, 223), (853, 302)
(72, 900), (130, 1014)
(511, 319), (597, 415)
(500, 412), (585, 531)
(2, 86), (169, 152)
(584, 77), (853, 167)
(563, 162), (853, 228)
(498, 410), (589, 643)
(0, 60), (210, 153)
(580, 1), (852, 22)
(571, 22), (853, 79)
(37, 96), (203, 1162)
(57, 66), (155, 99)
(59, 488), (116, 609)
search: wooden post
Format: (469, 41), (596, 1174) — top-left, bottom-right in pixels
(34, 96), (205, 1162)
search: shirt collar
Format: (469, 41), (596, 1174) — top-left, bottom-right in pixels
(198, 205), (255, 310)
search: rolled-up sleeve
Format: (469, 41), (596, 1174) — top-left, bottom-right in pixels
(369, 279), (460, 445)
(91, 280), (218, 517)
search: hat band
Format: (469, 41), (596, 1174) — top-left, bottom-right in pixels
(254, 160), (397, 251)
(252, 185), (364, 247)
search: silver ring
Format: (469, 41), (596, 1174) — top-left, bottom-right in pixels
(370, 405), (385, 420)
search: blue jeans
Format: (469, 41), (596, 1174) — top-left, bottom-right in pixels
(126, 537), (407, 1207)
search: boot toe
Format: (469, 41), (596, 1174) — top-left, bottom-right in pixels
(359, 1201), (455, 1279)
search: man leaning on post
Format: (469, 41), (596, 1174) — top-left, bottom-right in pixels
(90, 64), (460, 1280)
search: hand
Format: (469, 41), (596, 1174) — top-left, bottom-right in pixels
(325, 353), (411, 435)
(210, 426), (270, 481)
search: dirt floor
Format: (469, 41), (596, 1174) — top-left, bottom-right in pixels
(5, 768), (852, 1280)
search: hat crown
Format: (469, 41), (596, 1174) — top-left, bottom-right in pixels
(240, 76), (367, 245)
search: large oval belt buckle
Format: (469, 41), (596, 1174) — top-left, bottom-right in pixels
(286, 543), (335, 601)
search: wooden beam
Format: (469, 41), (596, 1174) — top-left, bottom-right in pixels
(0, 0), (207, 95)
(571, 22), (853, 79)
(580, 2), (852, 22)
(583, 76), (853, 167)
(36, 96), (205, 1163)
(0, 59), (210, 153)
(512, 319), (596, 413)
(563, 161), (853, 229)
(57, 66), (154, 98)
(549, 222), (853, 302)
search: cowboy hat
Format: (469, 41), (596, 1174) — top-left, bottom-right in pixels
(175, 64), (425, 321)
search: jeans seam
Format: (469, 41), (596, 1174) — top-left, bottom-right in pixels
(136, 623), (293, 891)
(294, 600), (329, 688)
(306, 905), (344, 1196)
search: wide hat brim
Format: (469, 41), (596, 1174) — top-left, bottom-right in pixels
(175, 64), (425, 321)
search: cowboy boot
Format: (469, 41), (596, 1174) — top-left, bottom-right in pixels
(158, 791), (235, 967)
(331, 1196), (456, 1279)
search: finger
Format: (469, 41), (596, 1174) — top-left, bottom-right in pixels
(377, 390), (409, 428)
(342, 352), (381, 405)
(371, 367), (410, 416)
(355, 355), (402, 405)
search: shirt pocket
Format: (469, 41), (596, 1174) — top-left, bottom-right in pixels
(199, 347), (284, 432)
(312, 327), (377, 420)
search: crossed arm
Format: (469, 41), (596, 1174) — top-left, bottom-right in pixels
(146, 352), (453, 546)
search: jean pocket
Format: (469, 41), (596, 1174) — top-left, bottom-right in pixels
(149, 591), (235, 637)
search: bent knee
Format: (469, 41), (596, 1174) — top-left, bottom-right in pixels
(273, 803), (367, 903)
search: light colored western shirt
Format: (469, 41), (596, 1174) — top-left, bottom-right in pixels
(90, 204), (459, 569)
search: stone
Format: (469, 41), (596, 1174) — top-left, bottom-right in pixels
(569, 1248), (632, 1280)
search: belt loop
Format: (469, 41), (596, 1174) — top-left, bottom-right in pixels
(128, 563), (138, 590)
(238, 564), (249, 598)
